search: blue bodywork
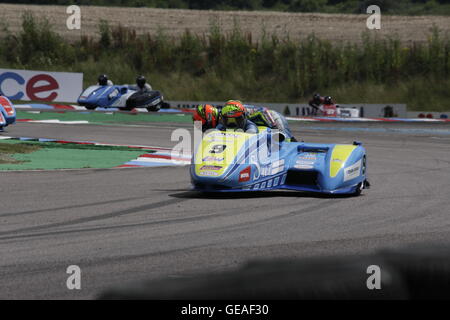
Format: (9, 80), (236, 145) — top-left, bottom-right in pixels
(0, 96), (16, 131)
(191, 128), (368, 195)
(77, 85), (164, 110)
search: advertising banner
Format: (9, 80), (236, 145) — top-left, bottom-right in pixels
(0, 68), (83, 103)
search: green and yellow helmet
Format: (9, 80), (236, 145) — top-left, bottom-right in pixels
(221, 100), (246, 129)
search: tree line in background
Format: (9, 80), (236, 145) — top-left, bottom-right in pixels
(2, 0), (450, 15)
(0, 13), (449, 110)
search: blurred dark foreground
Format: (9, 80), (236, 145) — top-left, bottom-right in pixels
(99, 245), (450, 300)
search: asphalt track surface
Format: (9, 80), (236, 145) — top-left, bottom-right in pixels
(1, 120), (450, 299)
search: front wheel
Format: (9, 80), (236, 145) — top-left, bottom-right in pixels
(85, 105), (97, 110)
(353, 156), (367, 196)
(147, 106), (160, 112)
(353, 181), (364, 196)
(147, 102), (161, 112)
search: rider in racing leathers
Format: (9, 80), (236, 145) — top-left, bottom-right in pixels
(136, 75), (152, 91)
(97, 74), (113, 86)
(192, 101), (296, 140)
(308, 93), (325, 115)
(216, 100), (259, 134)
(193, 104), (220, 132)
(308, 94), (338, 116)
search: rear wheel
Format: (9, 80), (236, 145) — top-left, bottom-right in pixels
(85, 105), (96, 110)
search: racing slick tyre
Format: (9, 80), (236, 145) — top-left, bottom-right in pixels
(126, 90), (162, 112)
(353, 155), (367, 196)
(85, 105), (97, 110)
(353, 182), (364, 196)
(147, 104), (161, 112)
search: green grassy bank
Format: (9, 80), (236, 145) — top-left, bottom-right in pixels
(16, 111), (192, 124)
(1, 13), (449, 111)
(0, 140), (152, 170)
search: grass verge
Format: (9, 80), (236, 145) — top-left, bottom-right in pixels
(16, 111), (192, 124)
(0, 142), (41, 164)
(0, 140), (154, 170)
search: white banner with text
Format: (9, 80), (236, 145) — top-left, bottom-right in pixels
(0, 68), (83, 103)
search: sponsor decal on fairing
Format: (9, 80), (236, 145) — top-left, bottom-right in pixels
(239, 166), (251, 182)
(344, 159), (362, 182)
(260, 164), (271, 177)
(200, 165), (222, 171)
(199, 171), (219, 177)
(298, 153), (318, 161)
(202, 156), (224, 162)
(209, 132), (242, 139)
(271, 159), (285, 175)
(294, 160), (315, 169)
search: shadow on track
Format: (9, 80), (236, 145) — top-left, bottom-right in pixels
(169, 190), (361, 200)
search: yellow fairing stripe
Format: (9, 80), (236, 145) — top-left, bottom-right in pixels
(194, 128), (267, 176)
(194, 132), (249, 176)
(330, 145), (357, 177)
